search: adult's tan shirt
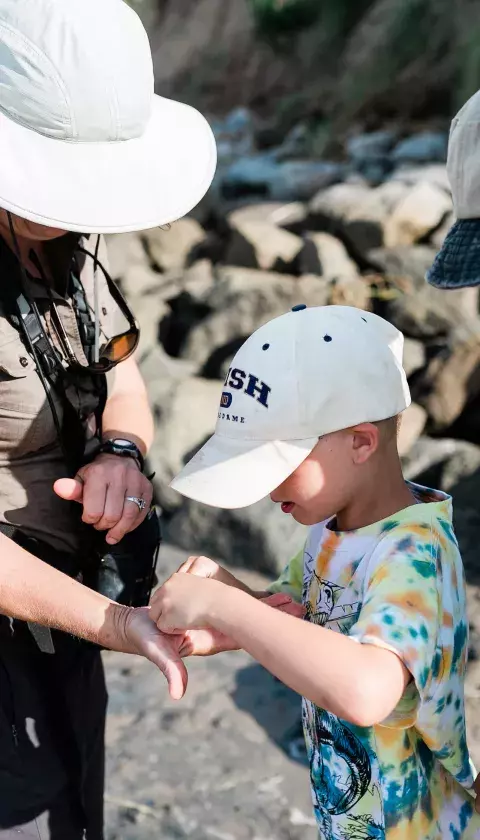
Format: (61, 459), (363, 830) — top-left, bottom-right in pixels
(0, 233), (122, 554)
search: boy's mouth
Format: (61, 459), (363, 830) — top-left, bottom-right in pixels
(280, 502), (295, 514)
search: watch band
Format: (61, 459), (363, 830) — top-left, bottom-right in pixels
(99, 438), (145, 472)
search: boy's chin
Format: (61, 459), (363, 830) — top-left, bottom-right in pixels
(291, 508), (319, 526)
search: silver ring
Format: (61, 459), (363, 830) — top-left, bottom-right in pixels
(125, 495), (146, 512)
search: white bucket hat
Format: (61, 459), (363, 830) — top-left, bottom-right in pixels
(0, 0), (217, 233)
(171, 305), (411, 509)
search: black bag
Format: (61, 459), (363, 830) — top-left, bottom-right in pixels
(84, 507), (161, 608)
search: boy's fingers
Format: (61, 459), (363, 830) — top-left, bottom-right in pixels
(261, 593), (292, 607)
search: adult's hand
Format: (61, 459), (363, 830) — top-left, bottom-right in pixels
(54, 453), (153, 544)
(112, 606), (189, 700)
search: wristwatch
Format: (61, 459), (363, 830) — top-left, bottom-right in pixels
(98, 438), (145, 472)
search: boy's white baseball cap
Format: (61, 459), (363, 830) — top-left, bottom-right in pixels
(171, 306), (411, 509)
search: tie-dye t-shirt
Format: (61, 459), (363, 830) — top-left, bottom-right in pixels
(270, 482), (479, 839)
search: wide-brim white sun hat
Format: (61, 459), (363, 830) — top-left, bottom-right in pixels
(171, 306), (411, 509)
(0, 0), (217, 234)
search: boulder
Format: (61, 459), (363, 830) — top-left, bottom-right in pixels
(391, 132), (448, 165)
(148, 375), (221, 511)
(179, 267), (331, 371)
(397, 403), (427, 456)
(213, 107), (257, 163)
(299, 232), (359, 280)
(346, 130), (397, 183)
(228, 202), (308, 234)
(225, 220), (305, 272)
(403, 436), (480, 490)
(309, 181), (408, 256)
(346, 130), (397, 164)
(389, 164), (450, 194)
(402, 437), (480, 586)
(370, 246), (480, 339)
(384, 182), (452, 247)
(403, 338), (426, 378)
(167, 495), (307, 576)
(142, 219), (206, 272)
(130, 290), (170, 363)
(118, 262), (165, 302)
(105, 232), (147, 281)
(222, 156), (344, 203)
(328, 276), (371, 310)
(431, 212), (454, 250)
(419, 339), (480, 431)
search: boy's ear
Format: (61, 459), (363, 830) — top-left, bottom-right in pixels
(350, 423), (380, 465)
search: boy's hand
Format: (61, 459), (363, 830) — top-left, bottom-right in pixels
(177, 555), (255, 592)
(150, 573), (221, 633)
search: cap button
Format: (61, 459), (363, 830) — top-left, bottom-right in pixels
(291, 304), (307, 312)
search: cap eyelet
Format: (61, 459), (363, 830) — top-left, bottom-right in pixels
(324, 335), (332, 343)
(361, 317), (367, 323)
(262, 343), (270, 351)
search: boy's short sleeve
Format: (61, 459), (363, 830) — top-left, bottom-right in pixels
(349, 551), (440, 700)
(267, 547), (304, 602)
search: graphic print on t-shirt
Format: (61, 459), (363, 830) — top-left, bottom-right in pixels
(303, 551), (383, 838)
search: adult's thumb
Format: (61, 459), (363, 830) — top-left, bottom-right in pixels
(146, 640), (189, 701)
(54, 477), (84, 503)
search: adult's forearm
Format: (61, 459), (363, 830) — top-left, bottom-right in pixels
(0, 533), (130, 649)
(102, 391), (154, 456)
(103, 358), (154, 455)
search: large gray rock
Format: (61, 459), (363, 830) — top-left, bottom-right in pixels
(167, 495), (307, 576)
(346, 129), (396, 183)
(403, 338), (426, 378)
(418, 339), (480, 431)
(222, 155), (344, 203)
(228, 202), (308, 233)
(403, 436), (480, 490)
(370, 246), (480, 339)
(383, 181), (452, 247)
(142, 219), (206, 272)
(392, 132), (448, 165)
(397, 403), (427, 456)
(105, 232), (147, 281)
(148, 374), (221, 511)
(179, 267), (331, 370)
(309, 181), (408, 256)
(299, 232), (359, 280)
(403, 437), (480, 585)
(389, 164), (450, 193)
(225, 220), (305, 272)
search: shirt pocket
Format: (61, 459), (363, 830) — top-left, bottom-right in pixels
(0, 331), (62, 458)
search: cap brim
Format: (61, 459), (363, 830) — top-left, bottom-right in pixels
(170, 433), (319, 509)
(427, 219), (480, 289)
(0, 95), (216, 234)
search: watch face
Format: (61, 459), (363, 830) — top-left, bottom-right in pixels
(113, 439), (135, 449)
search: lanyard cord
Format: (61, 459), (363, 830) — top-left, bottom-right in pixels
(5, 213), (73, 471)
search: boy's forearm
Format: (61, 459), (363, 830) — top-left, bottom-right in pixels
(210, 587), (408, 726)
